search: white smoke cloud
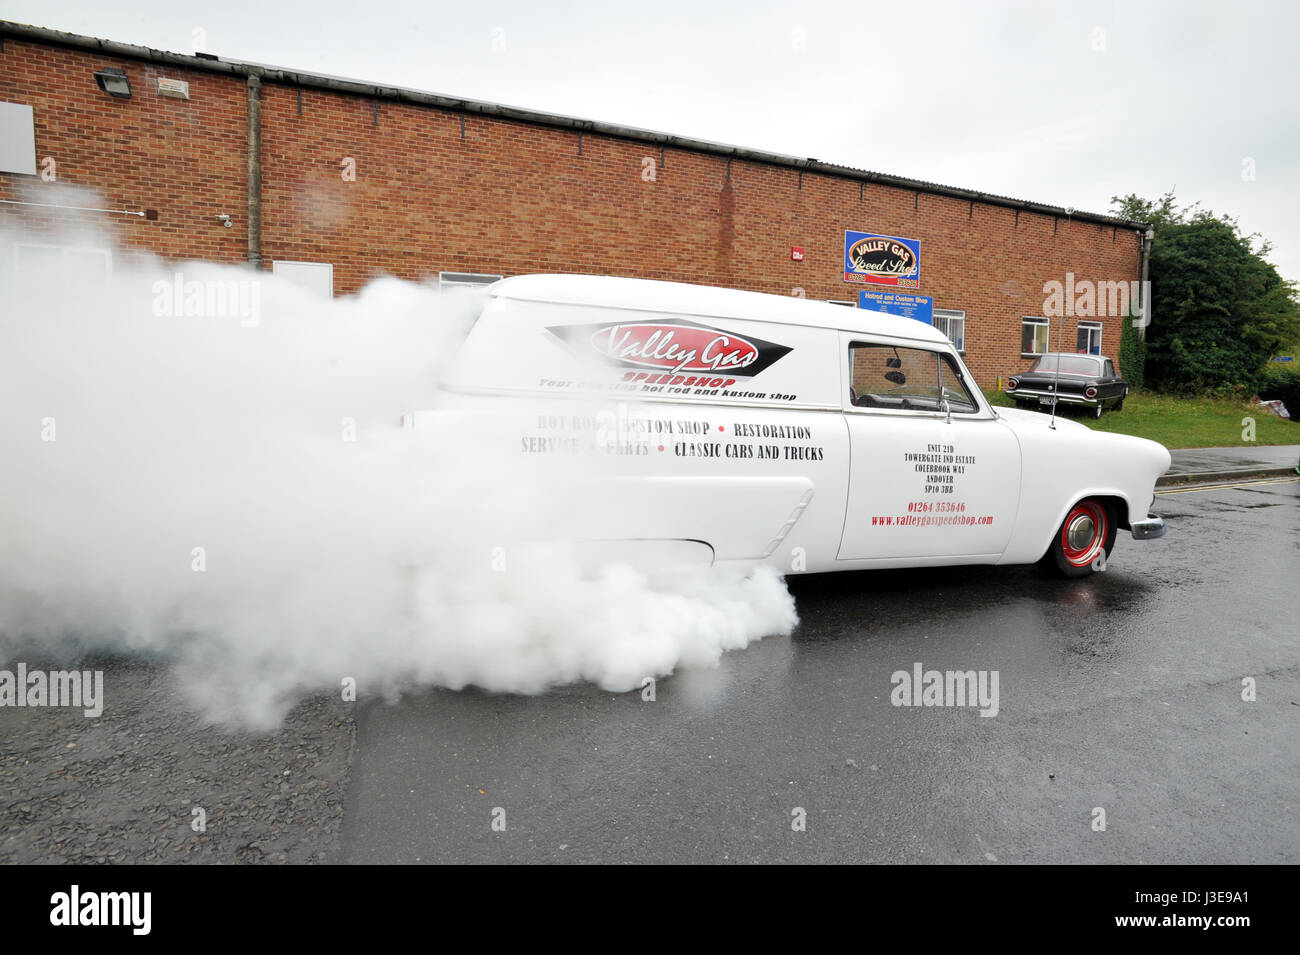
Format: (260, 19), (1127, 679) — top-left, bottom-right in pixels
(0, 226), (797, 730)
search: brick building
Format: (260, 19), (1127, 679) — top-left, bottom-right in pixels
(0, 21), (1151, 387)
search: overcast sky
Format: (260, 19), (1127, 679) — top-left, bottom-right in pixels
(6, 0), (1298, 282)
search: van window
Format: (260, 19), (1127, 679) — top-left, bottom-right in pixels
(848, 343), (978, 413)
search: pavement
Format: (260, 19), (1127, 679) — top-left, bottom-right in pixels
(1160, 444), (1300, 485)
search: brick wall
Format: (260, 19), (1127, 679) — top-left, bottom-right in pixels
(1, 35), (1142, 387)
(0, 39), (248, 263)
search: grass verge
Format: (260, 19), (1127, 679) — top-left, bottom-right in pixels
(985, 388), (1299, 448)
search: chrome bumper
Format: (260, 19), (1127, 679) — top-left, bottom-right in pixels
(1010, 389), (1098, 407)
(1130, 514), (1167, 540)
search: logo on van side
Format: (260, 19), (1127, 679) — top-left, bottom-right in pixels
(547, 320), (792, 378)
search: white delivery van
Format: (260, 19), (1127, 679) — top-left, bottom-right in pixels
(430, 274), (1168, 579)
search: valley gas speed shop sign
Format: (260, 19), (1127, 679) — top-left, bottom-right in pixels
(844, 230), (922, 289)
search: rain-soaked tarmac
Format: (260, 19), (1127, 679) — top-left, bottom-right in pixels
(342, 478), (1299, 863)
(3, 479), (1296, 864)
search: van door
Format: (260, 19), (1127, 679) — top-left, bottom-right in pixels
(837, 336), (1020, 562)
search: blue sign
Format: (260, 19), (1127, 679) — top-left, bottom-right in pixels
(844, 230), (921, 288)
(858, 290), (934, 324)
(1272, 356), (1294, 362)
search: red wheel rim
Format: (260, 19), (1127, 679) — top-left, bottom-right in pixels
(1061, 501), (1107, 567)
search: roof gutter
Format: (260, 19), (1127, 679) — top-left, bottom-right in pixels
(1, 19), (1153, 233)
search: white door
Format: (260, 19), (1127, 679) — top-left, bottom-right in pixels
(837, 336), (1020, 562)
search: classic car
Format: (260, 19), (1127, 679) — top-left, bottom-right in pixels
(1005, 353), (1128, 417)
(422, 275), (1168, 579)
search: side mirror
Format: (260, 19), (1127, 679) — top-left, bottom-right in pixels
(885, 357), (902, 368)
(884, 370), (906, 386)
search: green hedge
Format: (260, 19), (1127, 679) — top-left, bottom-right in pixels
(1119, 313), (1146, 390)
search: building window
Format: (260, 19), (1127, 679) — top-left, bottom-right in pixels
(1077, 321), (1102, 356)
(1021, 316), (1050, 356)
(272, 260), (333, 298)
(933, 308), (966, 352)
(439, 271), (502, 289)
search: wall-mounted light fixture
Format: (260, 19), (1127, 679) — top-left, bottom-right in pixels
(93, 67), (131, 99)
(216, 214), (232, 228)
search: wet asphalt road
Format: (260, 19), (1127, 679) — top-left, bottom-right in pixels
(341, 477), (1300, 864)
(3, 479), (1296, 864)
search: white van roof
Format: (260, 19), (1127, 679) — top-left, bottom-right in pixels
(489, 274), (950, 344)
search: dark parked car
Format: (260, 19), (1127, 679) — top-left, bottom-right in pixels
(1005, 353), (1127, 418)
